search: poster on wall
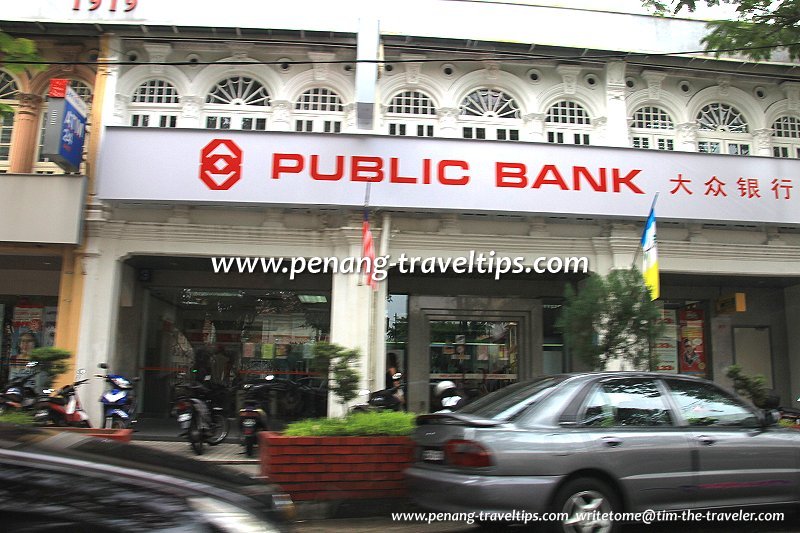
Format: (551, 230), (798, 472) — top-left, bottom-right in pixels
(654, 308), (679, 373)
(44, 307), (58, 347)
(679, 308), (707, 377)
(11, 305), (44, 362)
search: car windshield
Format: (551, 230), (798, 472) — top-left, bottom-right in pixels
(457, 376), (563, 420)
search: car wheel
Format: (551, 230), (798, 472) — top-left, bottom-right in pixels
(551, 477), (620, 533)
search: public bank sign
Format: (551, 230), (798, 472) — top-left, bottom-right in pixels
(97, 127), (800, 225)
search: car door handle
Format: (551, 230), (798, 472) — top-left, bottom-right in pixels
(601, 436), (622, 448)
(697, 435), (716, 446)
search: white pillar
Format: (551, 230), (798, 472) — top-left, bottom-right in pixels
(604, 61), (629, 147)
(75, 239), (124, 426)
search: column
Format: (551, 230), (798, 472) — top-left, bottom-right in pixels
(604, 61), (628, 147)
(7, 93), (43, 173)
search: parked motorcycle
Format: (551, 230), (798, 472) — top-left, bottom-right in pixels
(238, 377), (272, 457)
(33, 379), (91, 427)
(172, 377), (229, 455)
(431, 380), (468, 412)
(0, 361), (41, 414)
(96, 362), (139, 429)
(351, 373), (405, 413)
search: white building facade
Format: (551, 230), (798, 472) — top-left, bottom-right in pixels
(4, 1), (800, 423)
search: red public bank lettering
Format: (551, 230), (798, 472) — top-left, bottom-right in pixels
(495, 162), (644, 194)
(271, 154), (470, 185)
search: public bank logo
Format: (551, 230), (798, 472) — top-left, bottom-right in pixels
(200, 139), (242, 190)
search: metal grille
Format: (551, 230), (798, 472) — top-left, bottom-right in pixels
(460, 89), (520, 119)
(773, 116), (800, 138)
(0, 71), (18, 100)
(206, 76), (270, 106)
(632, 106), (674, 129)
(132, 80), (181, 104)
(295, 88), (343, 112)
(0, 112), (12, 160)
(546, 101), (590, 124)
(696, 103), (748, 133)
(388, 91), (436, 115)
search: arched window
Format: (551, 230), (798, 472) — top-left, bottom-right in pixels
(772, 116), (800, 158)
(386, 90), (436, 137)
(130, 79), (181, 128)
(695, 103), (751, 155)
(37, 79), (93, 174)
(545, 100), (591, 145)
(205, 76), (271, 131)
(630, 106), (675, 151)
(459, 88), (521, 141)
(0, 71), (19, 172)
(294, 88), (344, 133)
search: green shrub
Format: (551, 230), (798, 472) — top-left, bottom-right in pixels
(0, 411), (35, 426)
(30, 347), (72, 389)
(283, 411), (416, 437)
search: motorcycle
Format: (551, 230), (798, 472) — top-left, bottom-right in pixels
(33, 379), (91, 427)
(0, 361), (41, 414)
(96, 362), (139, 429)
(351, 373), (405, 413)
(431, 380), (468, 412)
(172, 377), (229, 455)
(238, 376), (272, 457)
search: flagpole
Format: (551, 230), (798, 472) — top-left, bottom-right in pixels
(631, 192), (659, 269)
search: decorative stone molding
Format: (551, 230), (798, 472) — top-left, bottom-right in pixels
(270, 100), (292, 126)
(227, 42), (252, 60)
(436, 107), (460, 137)
(85, 196), (112, 224)
(765, 227), (786, 246)
(56, 45), (84, 73)
(344, 103), (357, 129)
(677, 122), (698, 150)
(606, 61), (625, 88)
(716, 76), (731, 98)
(143, 42), (172, 75)
(113, 93), (127, 120)
(483, 61), (500, 81)
(687, 224), (708, 243)
(308, 52), (337, 81)
(753, 128), (773, 153)
(16, 93), (43, 114)
(527, 217), (549, 237)
(781, 81), (800, 111)
(556, 64), (581, 95)
(401, 54), (425, 85)
(261, 209), (285, 228)
(167, 206), (191, 224)
(180, 96), (203, 119)
(642, 70), (666, 100)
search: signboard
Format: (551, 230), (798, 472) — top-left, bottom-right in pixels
(41, 80), (88, 173)
(679, 308), (707, 377)
(654, 308), (678, 373)
(716, 292), (747, 314)
(97, 128), (800, 225)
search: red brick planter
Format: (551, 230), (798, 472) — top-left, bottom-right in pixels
(259, 431), (414, 501)
(44, 427), (134, 442)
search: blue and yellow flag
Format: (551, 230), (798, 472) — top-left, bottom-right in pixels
(641, 205), (659, 300)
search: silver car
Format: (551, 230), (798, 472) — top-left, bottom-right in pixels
(405, 372), (798, 532)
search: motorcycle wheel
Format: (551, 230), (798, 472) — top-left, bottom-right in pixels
(110, 417), (127, 430)
(245, 436), (255, 457)
(207, 413), (229, 446)
(188, 415), (204, 456)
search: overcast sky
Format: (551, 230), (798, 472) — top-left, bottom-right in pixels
(464, 0), (738, 20)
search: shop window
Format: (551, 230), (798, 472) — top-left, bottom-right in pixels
(204, 76), (271, 130)
(293, 87), (345, 133)
(545, 100), (591, 145)
(385, 90), (437, 137)
(772, 116), (800, 159)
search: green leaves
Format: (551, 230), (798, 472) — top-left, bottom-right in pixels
(557, 268), (665, 371)
(311, 342), (362, 405)
(0, 32), (43, 73)
(645, 0), (800, 60)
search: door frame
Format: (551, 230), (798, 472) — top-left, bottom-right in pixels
(407, 295), (541, 413)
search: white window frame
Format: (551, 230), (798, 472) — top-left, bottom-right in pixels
(385, 90), (437, 138)
(630, 106), (675, 151)
(0, 71), (18, 173)
(695, 103), (751, 156)
(129, 79), (181, 129)
(458, 88), (522, 141)
(293, 88), (345, 134)
(204, 76), (271, 131)
(772, 116), (800, 159)
(545, 100), (592, 145)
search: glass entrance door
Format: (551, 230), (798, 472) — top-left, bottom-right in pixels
(429, 320), (519, 406)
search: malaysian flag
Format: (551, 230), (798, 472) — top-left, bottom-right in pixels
(362, 210), (377, 290)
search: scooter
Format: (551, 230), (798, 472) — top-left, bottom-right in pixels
(238, 378), (272, 457)
(351, 373), (405, 413)
(33, 379), (91, 427)
(0, 361), (41, 414)
(96, 362), (139, 429)
(172, 377), (229, 455)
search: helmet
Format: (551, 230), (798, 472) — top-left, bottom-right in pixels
(434, 380), (456, 397)
(392, 372), (403, 381)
